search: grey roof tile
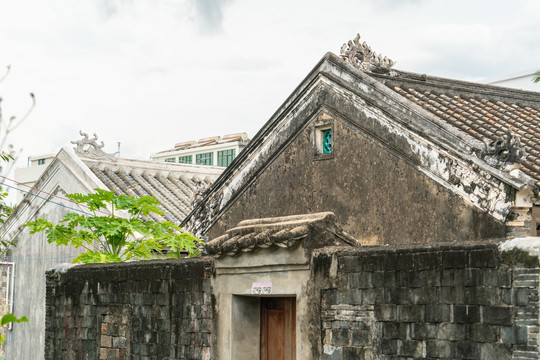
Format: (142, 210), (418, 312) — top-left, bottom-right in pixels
(378, 73), (540, 185)
(81, 157), (223, 224)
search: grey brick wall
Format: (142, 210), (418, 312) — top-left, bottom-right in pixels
(44, 258), (213, 360)
(317, 244), (540, 360)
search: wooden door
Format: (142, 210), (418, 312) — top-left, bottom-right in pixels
(260, 297), (296, 360)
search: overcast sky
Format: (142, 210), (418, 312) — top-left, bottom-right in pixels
(1, 0), (539, 172)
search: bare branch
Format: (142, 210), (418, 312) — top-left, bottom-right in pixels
(9, 93), (35, 132)
(0, 65), (10, 84)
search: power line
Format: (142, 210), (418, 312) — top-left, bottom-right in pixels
(2, 182), (93, 216)
(0, 175), (127, 218)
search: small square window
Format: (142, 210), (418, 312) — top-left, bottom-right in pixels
(37, 159), (46, 165)
(313, 121), (334, 161)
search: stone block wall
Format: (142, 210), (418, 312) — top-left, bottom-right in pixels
(316, 244), (540, 360)
(44, 258), (213, 360)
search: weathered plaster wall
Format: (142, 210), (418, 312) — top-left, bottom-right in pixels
(208, 113), (506, 244)
(3, 149), (98, 360)
(44, 258), (213, 360)
(212, 244), (311, 360)
(310, 244), (540, 359)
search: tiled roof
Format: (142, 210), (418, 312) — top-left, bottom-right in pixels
(81, 157), (223, 224)
(206, 212), (358, 258)
(372, 72), (540, 185)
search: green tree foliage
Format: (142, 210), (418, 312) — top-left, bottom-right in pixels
(25, 189), (201, 263)
(533, 72), (540, 83)
(0, 313), (28, 345)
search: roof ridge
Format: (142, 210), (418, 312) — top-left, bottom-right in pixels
(372, 70), (540, 104)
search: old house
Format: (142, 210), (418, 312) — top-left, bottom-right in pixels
(2, 132), (223, 359)
(44, 35), (540, 359)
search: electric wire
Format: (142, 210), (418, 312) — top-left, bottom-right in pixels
(0, 175), (118, 217)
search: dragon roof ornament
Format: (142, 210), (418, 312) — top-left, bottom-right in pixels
(476, 130), (526, 171)
(71, 131), (118, 161)
(340, 34), (396, 75)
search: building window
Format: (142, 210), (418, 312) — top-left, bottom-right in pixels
(164, 158), (176, 163)
(37, 159), (46, 165)
(178, 155), (193, 164)
(217, 149), (235, 167)
(313, 119), (334, 161)
(322, 129), (332, 154)
(196, 152), (213, 166)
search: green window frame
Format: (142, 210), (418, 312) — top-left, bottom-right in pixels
(37, 159), (46, 165)
(164, 157), (176, 163)
(196, 152), (213, 166)
(217, 149), (236, 167)
(322, 129), (332, 154)
(178, 155), (192, 164)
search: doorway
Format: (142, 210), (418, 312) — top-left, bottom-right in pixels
(260, 297), (296, 360)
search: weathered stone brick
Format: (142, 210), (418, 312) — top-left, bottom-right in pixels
(424, 270), (441, 286)
(382, 322), (408, 339)
(437, 323), (467, 341)
(513, 288), (532, 307)
(351, 329), (370, 346)
(454, 341), (481, 360)
(323, 345), (342, 360)
(439, 286), (465, 303)
(465, 286), (501, 306)
(331, 329), (349, 346)
(410, 287), (433, 304)
(398, 339), (423, 357)
(372, 271), (385, 287)
(483, 306), (512, 325)
(343, 347), (372, 359)
(501, 326), (528, 344)
(322, 289), (338, 306)
(483, 270), (511, 288)
(426, 339), (452, 358)
(375, 304), (397, 321)
(399, 305), (424, 322)
(443, 251), (467, 269)
(413, 252), (441, 270)
(380, 339), (398, 355)
(482, 343), (511, 360)
(468, 323), (498, 342)
(410, 323), (438, 339)
(338, 289), (362, 305)
(425, 304), (451, 323)
(348, 272), (372, 289)
(100, 335), (112, 348)
(383, 271), (397, 288)
(454, 305), (481, 324)
(361, 288), (384, 304)
(469, 248), (497, 268)
(395, 253), (413, 271)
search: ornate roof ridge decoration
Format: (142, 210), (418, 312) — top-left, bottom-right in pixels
(71, 131), (118, 161)
(340, 33), (397, 75)
(475, 130), (526, 170)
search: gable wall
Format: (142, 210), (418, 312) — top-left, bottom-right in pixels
(208, 113), (505, 244)
(3, 149), (103, 360)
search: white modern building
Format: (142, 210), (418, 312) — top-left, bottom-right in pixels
(13, 154), (56, 203)
(151, 132), (250, 167)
